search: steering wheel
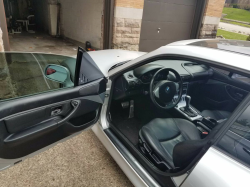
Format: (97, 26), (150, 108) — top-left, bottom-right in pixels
(150, 68), (183, 110)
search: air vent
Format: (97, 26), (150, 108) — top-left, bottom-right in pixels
(182, 82), (189, 90)
(127, 74), (134, 79)
(181, 75), (191, 81)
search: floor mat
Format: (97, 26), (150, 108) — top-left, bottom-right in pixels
(116, 118), (144, 145)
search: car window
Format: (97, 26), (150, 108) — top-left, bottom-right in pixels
(0, 52), (76, 101)
(232, 73), (250, 84)
(217, 105), (250, 166)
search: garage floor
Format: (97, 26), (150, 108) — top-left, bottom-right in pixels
(0, 33), (133, 187)
(8, 32), (79, 56)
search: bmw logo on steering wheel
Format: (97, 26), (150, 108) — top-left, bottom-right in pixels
(165, 86), (170, 93)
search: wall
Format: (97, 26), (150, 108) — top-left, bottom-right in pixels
(17, 0), (29, 19)
(0, 27), (16, 99)
(199, 0), (225, 39)
(0, 28), (3, 52)
(33, 0), (50, 32)
(112, 0), (144, 51)
(59, 0), (104, 49)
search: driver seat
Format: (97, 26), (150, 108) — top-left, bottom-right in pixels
(139, 118), (220, 169)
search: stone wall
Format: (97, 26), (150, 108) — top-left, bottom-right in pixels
(112, 0), (144, 51)
(199, 0), (225, 39)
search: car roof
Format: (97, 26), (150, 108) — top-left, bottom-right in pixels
(169, 39), (250, 56)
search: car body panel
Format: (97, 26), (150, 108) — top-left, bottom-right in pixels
(88, 49), (146, 77)
(181, 147), (250, 187)
(92, 123), (160, 187)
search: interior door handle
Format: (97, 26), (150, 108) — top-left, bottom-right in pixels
(243, 147), (250, 156)
(57, 100), (80, 125)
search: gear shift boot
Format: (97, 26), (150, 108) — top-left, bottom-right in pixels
(180, 107), (197, 117)
(180, 95), (197, 117)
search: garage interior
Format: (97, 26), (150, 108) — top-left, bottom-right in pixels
(3, 0), (105, 53)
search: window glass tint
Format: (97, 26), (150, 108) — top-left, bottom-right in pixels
(217, 105), (250, 166)
(0, 53), (76, 101)
(232, 73), (250, 84)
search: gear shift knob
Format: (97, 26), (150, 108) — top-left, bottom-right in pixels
(185, 95), (191, 108)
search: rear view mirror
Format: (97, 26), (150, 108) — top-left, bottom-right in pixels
(44, 64), (73, 87)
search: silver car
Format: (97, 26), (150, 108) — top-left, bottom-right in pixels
(0, 39), (250, 187)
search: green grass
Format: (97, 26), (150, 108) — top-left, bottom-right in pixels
(217, 29), (248, 40)
(221, 19), (250, 28)
(223, 7), (250, 22)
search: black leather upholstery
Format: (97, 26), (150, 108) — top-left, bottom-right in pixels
(201, 110), (231, 120)
(140, 118), (201, 168)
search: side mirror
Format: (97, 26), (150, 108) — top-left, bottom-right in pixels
(44, 64), (73, 87)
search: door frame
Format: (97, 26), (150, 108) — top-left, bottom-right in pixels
(190, 0), (208, 39)
(0, 0), (10, 51)
(103, 0), (115, 49)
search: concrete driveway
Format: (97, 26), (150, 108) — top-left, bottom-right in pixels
(0, 33), (133, 187)
(0, 130), (133, 187)
(219, 22), (250, 35)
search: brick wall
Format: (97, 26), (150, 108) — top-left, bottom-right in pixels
(204, 0), (225, 17)
(112, 0), (144, 51)
(199, 0), (225, 39)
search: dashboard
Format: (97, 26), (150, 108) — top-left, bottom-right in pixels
(113, 60), (213, 100)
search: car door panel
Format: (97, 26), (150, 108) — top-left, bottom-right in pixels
(0, 78), (106, 160)
(191, 70), (249, 112)
(225, 85), (247, 103)
(191, 80), (238, 111)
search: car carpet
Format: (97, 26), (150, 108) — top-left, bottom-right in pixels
(111, 98), (172, 146)
(116, 118), (144, 145)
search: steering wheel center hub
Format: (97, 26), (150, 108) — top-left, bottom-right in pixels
(159, 82), (176, 103)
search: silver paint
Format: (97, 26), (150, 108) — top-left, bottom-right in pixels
(181, 147), (250, 187)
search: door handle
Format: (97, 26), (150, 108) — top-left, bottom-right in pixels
(243, 147), (250, 156)
(157, 28), (161, 33)
(57, 100), (80, 125)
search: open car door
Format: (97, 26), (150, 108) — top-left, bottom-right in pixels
(0, 48), (106, 170)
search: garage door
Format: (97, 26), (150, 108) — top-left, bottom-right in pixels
(139, 0), (197, 52)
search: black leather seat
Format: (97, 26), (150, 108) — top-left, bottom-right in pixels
(201, 110), (231, 120)
(139, 118), (201, 169)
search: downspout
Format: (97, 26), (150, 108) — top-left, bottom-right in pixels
(190, 0), (208, 39)
(103, 0), (114, 49)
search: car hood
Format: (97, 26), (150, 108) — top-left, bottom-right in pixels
(87, 49), (146, 77)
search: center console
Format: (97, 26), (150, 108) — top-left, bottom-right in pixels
(175, 83), (227, 137)
(174, 83), (202, 121)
